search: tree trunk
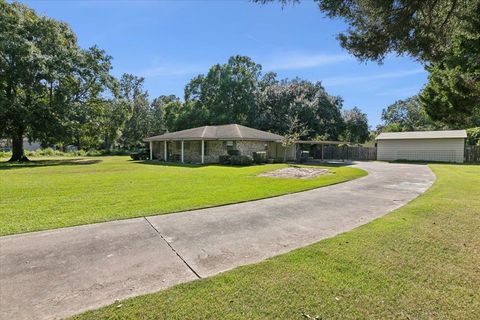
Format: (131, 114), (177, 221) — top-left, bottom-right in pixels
(8, 133), (29, 162)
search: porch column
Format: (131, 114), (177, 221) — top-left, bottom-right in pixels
(201, 140), (205, 164)
(149, 141), (153, 160)
(164, 140), (167, 161)
(181, 140), (184, 163)
(321, 144), (324, 160)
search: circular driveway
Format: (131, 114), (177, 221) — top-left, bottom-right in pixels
(0, 161), (435, 320)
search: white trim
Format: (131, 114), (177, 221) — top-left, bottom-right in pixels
(181, 140), (184, 163)
(149, 141), (153, 160)
(164, 140), (167, 161)
(201, 140), (204, 164)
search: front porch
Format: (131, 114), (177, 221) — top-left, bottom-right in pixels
(149, 139), (296, 164)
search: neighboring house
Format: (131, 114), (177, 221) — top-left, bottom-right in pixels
(376, 130), (467, 163)
(0, 138), (41, 151)
(144, 124), (296, 164)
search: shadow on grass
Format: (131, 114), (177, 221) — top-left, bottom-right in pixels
(133, 160), (203, 169)
(0, 158), (102, 170)
(134, 159), (355, 170)
(302, 161), (354, 167)
(134, 160), (288, 169)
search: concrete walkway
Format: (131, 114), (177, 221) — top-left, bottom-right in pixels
(0, 162), (435, 320)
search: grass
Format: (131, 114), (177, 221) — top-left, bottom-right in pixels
(0, 156), (366, 236)
(71, 164), (480, 320)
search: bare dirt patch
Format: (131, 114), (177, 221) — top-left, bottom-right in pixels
(258, 166), (329, 179)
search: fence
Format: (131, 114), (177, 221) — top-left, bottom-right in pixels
(323, 145), (377, 161)
(465, 145), (480, 163)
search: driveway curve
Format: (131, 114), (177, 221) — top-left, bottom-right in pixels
(0, 162), (435, 320)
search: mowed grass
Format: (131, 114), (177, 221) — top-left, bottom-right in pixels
(71, 164), (480, 320)
(0, 156), (366, 236)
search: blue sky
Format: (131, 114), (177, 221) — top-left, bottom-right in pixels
(23, 0), (427, 127)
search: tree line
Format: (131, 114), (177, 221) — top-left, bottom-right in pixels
(0, 1), (369, 162)
(3, 0), (479, 162)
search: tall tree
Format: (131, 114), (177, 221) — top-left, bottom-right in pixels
(256, 78), (344, 139)
(379, 96), (444, 132)
(255, 0), (480, 123)
(0, 1), (112, 161)
(341, 107), (369, 143)
(118, 74), (150, 149)
(184, 55), (262, 127)
(419, 6), (480, 127)
(257, 0), (476, 63)
(149, 95), (179, 135)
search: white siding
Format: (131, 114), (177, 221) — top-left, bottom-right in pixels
(377, 138), (465, 163)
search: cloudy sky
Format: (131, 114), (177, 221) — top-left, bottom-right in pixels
(24, 0), (428, 127)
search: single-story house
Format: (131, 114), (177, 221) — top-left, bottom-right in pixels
(144, 124), (297, 164)
(376, 130), (467, 163)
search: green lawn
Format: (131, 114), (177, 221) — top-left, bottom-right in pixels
(0, 156), (366, 236)
(71, 164), (480, 320)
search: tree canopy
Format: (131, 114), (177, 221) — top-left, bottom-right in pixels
(419, 7), (480, 127)
(341, 107), (369, 143)
(165, 56), (348, 140)
(256, 0), (480, 127)
(0, 0), (113, 161)
(1, 1), (370, 161)
(378, 96), (449, 132)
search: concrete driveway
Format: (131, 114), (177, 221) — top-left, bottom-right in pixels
(0, 162), (435, 320)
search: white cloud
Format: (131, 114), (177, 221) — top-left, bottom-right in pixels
(264, 53), (352, 71)
(323, 68), (426, 87)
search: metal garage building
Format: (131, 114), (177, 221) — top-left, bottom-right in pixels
(376, 130), (467, 163)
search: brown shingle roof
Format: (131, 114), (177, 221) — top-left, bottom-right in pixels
(144, 124), (283, 142)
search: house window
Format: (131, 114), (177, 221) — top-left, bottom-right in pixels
(225, 140), (235, 151)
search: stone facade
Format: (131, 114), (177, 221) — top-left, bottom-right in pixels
(152, 140), (296, 163)
(151, 140), (295, 163)
(236, 141), (267, 157)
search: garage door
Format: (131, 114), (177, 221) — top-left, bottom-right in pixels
(377, 138), (464, 163)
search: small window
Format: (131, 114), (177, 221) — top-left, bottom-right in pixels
(225, 140), (235, 151)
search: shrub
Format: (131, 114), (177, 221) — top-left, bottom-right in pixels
(230, 155), (253, 166)
(130, 150), (150, 160)
(0, 151), (12, 158)
(75, 149), (87, 157)
(253, 151), (267, 164)
(466, 127), (480, 146)
(85, 149), (102, 156)
(41, 147), (56, 156)
(219, 155), (230, 164)
(227, 149), (240, 156)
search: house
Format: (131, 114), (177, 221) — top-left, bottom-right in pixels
(376, 130), (467, 163)
(0, 138), (41, 151)
(144, 124), (297, 164)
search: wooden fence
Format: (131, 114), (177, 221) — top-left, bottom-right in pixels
(323, 145), (377, 161)
(465, 145), (480, 163)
